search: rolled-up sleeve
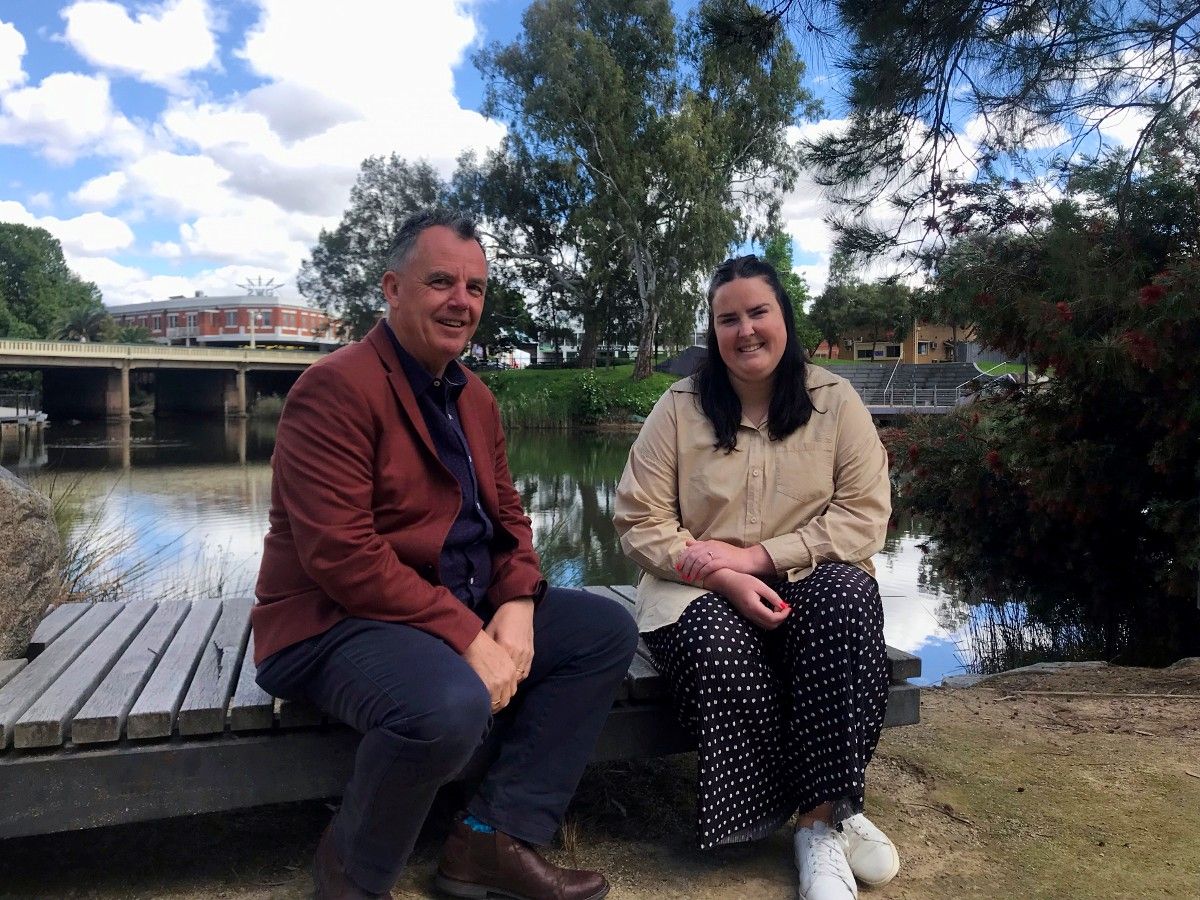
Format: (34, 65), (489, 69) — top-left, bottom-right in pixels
(760, 391), (891, 574)
(614, 391), (696, 581)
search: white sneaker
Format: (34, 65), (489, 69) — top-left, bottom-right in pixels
(794, 821), (857, 900)
(838, 814), (900, 887)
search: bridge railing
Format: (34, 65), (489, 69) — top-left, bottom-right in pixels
(857, 385), (971, 407)
(0, 338), (320, 365)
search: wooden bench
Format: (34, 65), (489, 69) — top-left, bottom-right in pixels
(0, 587), (920, 840)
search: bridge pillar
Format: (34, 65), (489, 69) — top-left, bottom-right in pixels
(41, 366), (130, 421)
(225, 366), (248, 418)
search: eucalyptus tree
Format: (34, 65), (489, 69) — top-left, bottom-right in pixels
(477, 0), (817, 378)
(297, 155), (444, 339)
(0, 223), (102, 339)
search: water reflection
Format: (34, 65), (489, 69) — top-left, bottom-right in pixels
(14, 421), (970, 683)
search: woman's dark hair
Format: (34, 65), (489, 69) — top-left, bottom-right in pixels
(695, 254), (813, 452)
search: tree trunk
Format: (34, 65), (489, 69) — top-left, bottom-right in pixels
(630, 241), (658, 380)
(577, 303), (599, 369)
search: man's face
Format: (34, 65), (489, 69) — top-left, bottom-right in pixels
(381, 225), (487, 376)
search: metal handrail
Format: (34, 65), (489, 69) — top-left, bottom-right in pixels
(857, 385), (967, 407)
(881, 356), (902, 397)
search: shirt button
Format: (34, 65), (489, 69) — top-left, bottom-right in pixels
(433, 380), (441, 387)
(752, 469), (759, 477)
(469, 576), (475, 585)
(750, 516), (758, 523)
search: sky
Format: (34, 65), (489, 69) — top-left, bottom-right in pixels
(0, 1), (1145, 311)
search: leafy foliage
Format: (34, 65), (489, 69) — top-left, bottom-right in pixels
(476, 0), (817, 378)
(297, 155), (443, 339)
(55, 306), (113, 342)
(0, 224), (103, 339)
(888, 112), (1200, 663)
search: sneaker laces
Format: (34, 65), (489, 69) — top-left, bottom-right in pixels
(806, 832), (850, 882)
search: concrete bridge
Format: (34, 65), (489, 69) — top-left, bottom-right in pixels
(0, 339), (324, 421)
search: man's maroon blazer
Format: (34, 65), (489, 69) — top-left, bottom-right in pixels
(251, 321), (545, 665)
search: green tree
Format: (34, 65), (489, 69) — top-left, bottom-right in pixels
(0, 223), (103, 339)
(761, 230), (820, 353)
(298, 155), (444, 340)
(114, 324), (154, 344)
(477, 0), (817, 379)
(888, 111), (1200, 664)
(55, 305), (113, 342)
(472, 278), (537, 358)
(707, 1), (1200, 261)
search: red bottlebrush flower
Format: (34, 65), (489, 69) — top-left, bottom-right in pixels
(985, 449), (1003, 472)
(970, 411), (981, 426)
(1138, 284), (1165, 308)
(908, 444), (920, 463)
(1055, 301), (1074, 322)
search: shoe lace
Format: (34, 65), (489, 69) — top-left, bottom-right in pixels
(806, 834), (849, 882)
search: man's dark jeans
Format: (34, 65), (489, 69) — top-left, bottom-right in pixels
(255, 587), (638, 894)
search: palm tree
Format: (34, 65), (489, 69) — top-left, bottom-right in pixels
(55, 306), (112, 342)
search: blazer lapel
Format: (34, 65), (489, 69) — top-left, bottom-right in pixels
(365, 324), (440, 463)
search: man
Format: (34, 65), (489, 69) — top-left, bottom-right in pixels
(252, 210), (638, 900)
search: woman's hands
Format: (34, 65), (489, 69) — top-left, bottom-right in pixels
(705, 569), (790, 630)
(676, 539), (773, 583)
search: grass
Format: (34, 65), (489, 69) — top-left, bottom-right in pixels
(481, 364), (679, 429)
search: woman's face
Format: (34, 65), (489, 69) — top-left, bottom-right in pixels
(711, 275), (789, 386)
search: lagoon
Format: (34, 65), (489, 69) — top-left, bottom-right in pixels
(7, 418), (968, 685)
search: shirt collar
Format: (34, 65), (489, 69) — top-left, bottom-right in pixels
(383, 321), (467, 398)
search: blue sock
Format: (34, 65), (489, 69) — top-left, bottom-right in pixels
(463, 814), (495, 834)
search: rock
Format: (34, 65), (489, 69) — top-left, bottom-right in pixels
(0, 467), (61, 659)
(942, 661), (1109, 688)
(1167, 657), (1200, 671)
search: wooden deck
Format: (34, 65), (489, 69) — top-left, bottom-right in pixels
(0, 588), (920, 840)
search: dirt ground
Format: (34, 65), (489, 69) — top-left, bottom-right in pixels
(1, 662), (1197, 900)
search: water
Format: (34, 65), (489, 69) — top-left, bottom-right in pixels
(8, 419), (968, 684)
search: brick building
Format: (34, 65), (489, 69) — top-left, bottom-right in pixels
(105, 292), (340, 350)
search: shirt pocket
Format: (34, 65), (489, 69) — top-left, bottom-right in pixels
(775, 442), (834, 504)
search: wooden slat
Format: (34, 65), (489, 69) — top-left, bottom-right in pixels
(626, 652), (665, 701)
(229, 633), (274, 731)
(0, 603), (123, 748)
(72, 601), (191, 744)
(126, 598), (221, 740)
(886, 646), (922, 682)
(0, 660), (27, 690)
(14, 601), (156, 748)
(26, 603), (92, 658)
(178, 596), (254, 736)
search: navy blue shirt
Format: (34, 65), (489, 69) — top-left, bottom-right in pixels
(385, 323), (494, 611)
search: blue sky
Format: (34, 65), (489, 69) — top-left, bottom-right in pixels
(0, 1), (1143, 308)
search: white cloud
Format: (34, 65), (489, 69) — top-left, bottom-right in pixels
(85, 257), (296, 306)
(27, 190), (52, 210)
(0, 198), (134, 254)
(0, 72), (145, 163)
(0, 19), (26, 91)
(177, 199), (320, 270)
(71, 170), (128, 207)
(61, 0), (217, 90)
(150, 240), (181, 258)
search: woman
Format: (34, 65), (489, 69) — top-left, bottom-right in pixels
(613, 255), (898, 900)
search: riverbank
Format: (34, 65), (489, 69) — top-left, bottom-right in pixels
(2, 663), (1194, 898)
(481, 364), (678, 428)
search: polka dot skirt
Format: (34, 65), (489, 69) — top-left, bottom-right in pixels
(643, 562), (890, 849)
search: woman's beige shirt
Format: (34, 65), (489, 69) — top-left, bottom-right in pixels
(613, 367), (891, 633)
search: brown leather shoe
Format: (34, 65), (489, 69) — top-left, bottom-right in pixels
(435, 819), (609, 900)
(314, 821), (394, 899)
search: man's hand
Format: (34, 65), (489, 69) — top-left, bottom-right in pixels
(485, 598), (535, 683)
(463, 629), (520, 712)
(677, 539), (772, 583)
(705, 569), (790, 631)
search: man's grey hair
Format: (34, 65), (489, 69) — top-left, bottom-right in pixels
(384, 209), (484, 274)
